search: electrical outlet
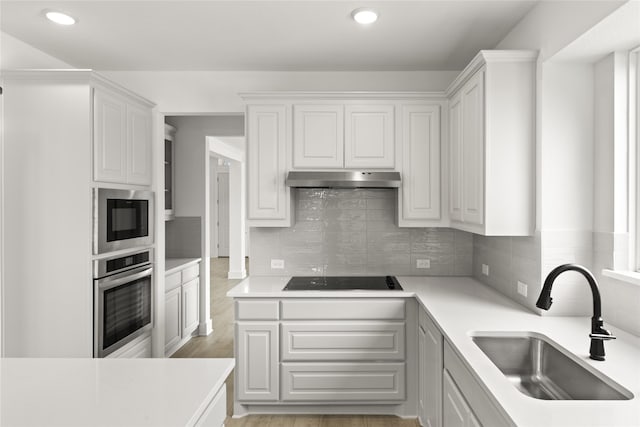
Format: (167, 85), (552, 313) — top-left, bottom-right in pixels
(482, 264), (489, 276)
(417, 259), (431, 269)
(517, 281), (528, 297)
(271, 259), (285, 269)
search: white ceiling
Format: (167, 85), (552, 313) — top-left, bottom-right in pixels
(0, 1), (540, 71)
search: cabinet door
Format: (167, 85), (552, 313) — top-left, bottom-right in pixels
(182, 278), (200, 338)
(236, 322), (279, 401)
(443, 370), (468, 427)
(293, 104), (344, 169)
(94, 89), (127, 183)
(418, 318), (428, 424)
(345, 104), (395, 168)
(401, 104), (441, 223)
(461, 71), (485, 226)
(247, 105), (290, 223)
(164, 287), (181, 355)
(422, 310), (443, 427)
(126, 103), (152, 185)
(448, 93), (463, 222)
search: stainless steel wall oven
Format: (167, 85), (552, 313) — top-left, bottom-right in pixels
(94, 249), (153, 357)
(93, 188), (154, 254)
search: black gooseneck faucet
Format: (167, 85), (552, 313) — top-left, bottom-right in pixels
(536, 264), (616, 361)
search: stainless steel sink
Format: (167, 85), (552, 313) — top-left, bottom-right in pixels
(471, 332), (633, 400)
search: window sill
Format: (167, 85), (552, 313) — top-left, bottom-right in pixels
(602, 269), (640, 287)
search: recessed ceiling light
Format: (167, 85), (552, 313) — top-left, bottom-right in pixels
(45, 11), (76, 26)
(352, 8), (378, 25)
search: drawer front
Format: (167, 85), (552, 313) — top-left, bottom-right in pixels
(182, 263), (200, 283)
(165, 271), (181, 291)
(281, 322), (405, 361)
(281, 362), (405, 401)
(236, 300), (279, 320)
(281, 299), (405, 320)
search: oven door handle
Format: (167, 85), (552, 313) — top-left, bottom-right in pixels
(96, 266), (153, 291)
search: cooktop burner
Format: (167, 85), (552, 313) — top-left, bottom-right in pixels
(283, 276), (402, 291)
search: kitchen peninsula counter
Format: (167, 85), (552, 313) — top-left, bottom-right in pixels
(1, 358), (234, 426)
(228, 276), (640, 427)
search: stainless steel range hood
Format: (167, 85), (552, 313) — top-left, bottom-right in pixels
(285, 171), (401, 188)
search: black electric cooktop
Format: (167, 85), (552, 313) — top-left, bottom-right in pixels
(283, 276), (402, 291)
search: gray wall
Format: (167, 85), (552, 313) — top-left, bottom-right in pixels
(250, 188), (473, 276)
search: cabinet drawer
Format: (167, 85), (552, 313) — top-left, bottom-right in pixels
(182, 263), (199, 282)
(281, 362), (405, 401)
(444, 341), (511, 427)
(281, 299), (405, 320)
(281, 322), (405, 361)
(236, 300), (279, 320)
(165, 271), (181, 291)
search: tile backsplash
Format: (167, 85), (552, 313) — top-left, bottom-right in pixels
(250, 188), (473, 276)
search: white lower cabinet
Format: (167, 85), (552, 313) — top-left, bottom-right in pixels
(236, 322), (279, 401)
(234, 298), (407, 408)
(164, 262), (201, 357)
(443, 370), (481, 427)
(281, 362), (405, 401)
(419, 307), (443, 427)
(182, 278), (200, 338)
(164, 287), (182, 353)
(443, 342), (510, 427)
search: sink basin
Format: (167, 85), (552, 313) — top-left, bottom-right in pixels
(471, 332), (633, 400)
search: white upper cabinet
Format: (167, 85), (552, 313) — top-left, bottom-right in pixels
(126, 103), (152, 185)
(447, 50), (537, 236)
(345, 104), (395, 169)
(94, 89), (127, 183)
(292, 102), (395, 170)
(460, 70), (484, 227)
(94, 86), (153, 186)
(398, 103), (443, 227)
(246, 104), (292, 226)
(293, 104), (344, 169)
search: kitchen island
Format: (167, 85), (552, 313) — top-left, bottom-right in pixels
(1, 358), (234, 427)
(228, 276), (640, 427)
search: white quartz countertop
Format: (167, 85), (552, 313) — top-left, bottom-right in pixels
(1, 358), (234, 427)
(227, 275), (640, 427)
(165, 257), (201, 275)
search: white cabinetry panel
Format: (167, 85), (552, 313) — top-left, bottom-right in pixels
(126, 102), (152, 185)
(446, 50), (536, 235)
(399, 104), (441, 225)
(236, 300), (279, 320)
(237, 322), (279, 401)
(94, 89), (127, 183)
(247, 105), (291, 225)
(460, 71), (484, 226)
(293, 104), (344, 169)
(443, 370), (472, 427)
(345, 104), (395, 168)
(281, 362), (405, 401)
(281, 322), (405, 361)
(281, 299), (405, 320)
(182, 278), (200, 338)
(419, 307), (443, 427)
(448, 93), (463, 223)
(164, 287), (181, 354)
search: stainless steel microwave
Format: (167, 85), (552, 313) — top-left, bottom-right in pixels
(93, 188), (154, 254)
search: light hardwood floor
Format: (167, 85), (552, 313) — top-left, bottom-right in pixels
(172, 258), (419, 427)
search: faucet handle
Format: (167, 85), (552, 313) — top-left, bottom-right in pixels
(589, 333), (616, 341)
